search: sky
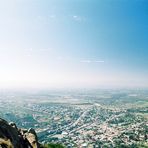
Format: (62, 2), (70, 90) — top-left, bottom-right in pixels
(0, 0), (148, 89)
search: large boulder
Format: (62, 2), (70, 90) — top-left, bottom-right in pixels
(25, 128), (40, 148)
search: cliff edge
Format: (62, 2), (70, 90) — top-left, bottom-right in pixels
(0, 118), (40, 148)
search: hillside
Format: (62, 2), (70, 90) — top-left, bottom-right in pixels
(0, 118), (64, 148)
(0, 118), (40, 148)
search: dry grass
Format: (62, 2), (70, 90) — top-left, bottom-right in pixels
(0, 138), (14, 148)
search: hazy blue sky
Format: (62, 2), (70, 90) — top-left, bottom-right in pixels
(0, 0), (148, 89)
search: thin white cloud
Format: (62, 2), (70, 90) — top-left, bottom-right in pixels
(56, 56), (63, 61)
(39, 48), (51, 51)
(37, 15), (56, 24)
(80, 60), (105, 63)
(56, 56), (71, 61)
(49, 15), (56, 19)
(94, 60), (105, 63)
(73, 15), (85, 22)
(26, 54), (32, 57)
(80, 60), (91, 63)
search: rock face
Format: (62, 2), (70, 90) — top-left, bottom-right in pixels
(0, 118), (40, 148)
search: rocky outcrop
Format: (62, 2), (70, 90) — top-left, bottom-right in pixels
(0, 118), (40, 148)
